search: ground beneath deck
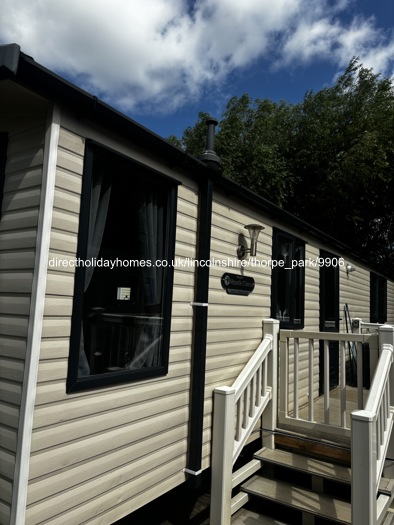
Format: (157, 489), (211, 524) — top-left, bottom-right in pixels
(115, 476), (211, 525)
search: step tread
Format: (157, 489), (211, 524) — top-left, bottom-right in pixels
(256, 447), (394, 495)
(242, 475), (351, 524)
(255, 447), (351, 483)
(382, 509), (394, 525)
(232, 507), (290, 525)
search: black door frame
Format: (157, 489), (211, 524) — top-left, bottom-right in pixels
(319, 250), (340, 394)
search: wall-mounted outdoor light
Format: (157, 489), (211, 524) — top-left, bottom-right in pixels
(237, 224), (264, 259)
(346, 264), (356, 275)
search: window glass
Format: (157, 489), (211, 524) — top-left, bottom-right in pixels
(370, 273), (387, 324)
(271, 230), (305, 328)
(67, 144), (177, 391)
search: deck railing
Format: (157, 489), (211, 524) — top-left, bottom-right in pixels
(279, 329), (379, 440)
(210, 319), (279, 525)
(210, 320), (393, 525)
(351, 324), (394, 525)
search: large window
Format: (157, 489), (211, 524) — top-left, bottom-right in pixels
(271, 229), (305, 328)
(67, 142), (178, 392)
(370, 273), (387, 324)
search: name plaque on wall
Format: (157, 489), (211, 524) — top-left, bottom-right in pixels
(221, 273), (255, 296)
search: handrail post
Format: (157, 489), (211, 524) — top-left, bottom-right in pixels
(279, 332), (289, 423)
(379, 324), (394, 458)
(262, 319), (279, 450)
(210, 386), (236, 525)
(351, 318), (362, 335)
(351, 409), (376, 525)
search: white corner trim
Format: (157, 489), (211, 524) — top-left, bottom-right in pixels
(11, 105), (60, 525)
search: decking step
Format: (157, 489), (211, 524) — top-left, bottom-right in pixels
(242, 476), (351, 524)
(255, 447), (351, 484)
(232, 507), (290, 524)
(255, 447), (394, 496)
(382, 509), (394, 525)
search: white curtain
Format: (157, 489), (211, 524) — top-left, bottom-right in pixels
(138, 188), (164, 305)
(78, 168), (112, 377)
(127, 186), (164, 369)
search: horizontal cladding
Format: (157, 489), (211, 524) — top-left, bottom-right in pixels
(340, 262), (370, 327)
(202, 195), (273, 460)
(26, 457), (187, 525)
(22, 123), (394, 525)
(0, 101), (47, 525)
(28, 127), (198, 524)
(388, 281), (394, 324)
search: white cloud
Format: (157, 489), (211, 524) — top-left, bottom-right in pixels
(1, 0), (394, 114)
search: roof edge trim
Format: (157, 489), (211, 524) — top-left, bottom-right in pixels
(0, 43), (21, 78)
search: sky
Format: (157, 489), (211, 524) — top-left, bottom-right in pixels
(2, 0), (394, 140)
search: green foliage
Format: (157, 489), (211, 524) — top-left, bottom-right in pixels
(171, 58), (394, 269)
(288, 58), (394, 269)
(218, 95), (293, 205)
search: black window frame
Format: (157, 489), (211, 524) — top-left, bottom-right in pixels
(370, 272), (387, 324)
(271, 228), (305, 329)
(0, 133), (8, 218)
(67, 141), (179, 393)
(319, 250), (340, 332)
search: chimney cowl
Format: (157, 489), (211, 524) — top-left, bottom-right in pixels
(198, 117), (222, 172)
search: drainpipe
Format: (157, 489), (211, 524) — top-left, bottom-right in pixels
(185, 118), (221, 488)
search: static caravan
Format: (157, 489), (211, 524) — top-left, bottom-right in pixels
(1, 44), (394, 525)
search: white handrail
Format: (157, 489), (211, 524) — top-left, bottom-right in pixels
(210, 319), (279, 525)
(351, 325), (394, 525)
(232, 334), (273, 462)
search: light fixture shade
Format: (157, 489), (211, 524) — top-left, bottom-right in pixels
(346, 264), (356, 274)
(244, 224), (264, 257)
(245, 224), (264, 241)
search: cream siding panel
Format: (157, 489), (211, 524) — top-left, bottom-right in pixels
(0, 84), (48, 524)
(0, 168), (42, 194)
(0, 380), (21, 407)
(49, 227), (79, 254)
(52, 187), (81, 215)
(1, 188), (41, 212)
(0, 427), (17, 453)
(296, 244), (320, 407)
(0, 272), (35, 294)
(340, 262), (370, 327)
(0, 230), (38, 251)
(37, 338), (70, 362)
(0, 503), (10, 525)
(304, 244), (320, 331)
(27, 443), (187, 525)
(202, 194), (273, 462)
(0, 358), (24, 383)
(387, 281), (394, 324)
(45, 272), (76, 296)
(26, 460), (186, 525)
(28, 130), (198, 524)
(0, 251), (36, 270)
(0, 337), (26, 360)
(28, 407), (189, 478)
(0, 208), (39, 232)
(31, 390), (189, 452)
(27, 424), (187, 505)
(0, 296), (30, 315)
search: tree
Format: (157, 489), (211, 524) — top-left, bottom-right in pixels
(288, 58), (394, 268)
(173, 58), (394, 269)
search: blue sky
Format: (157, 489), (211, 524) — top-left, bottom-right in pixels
(2, 0), (394, 140)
